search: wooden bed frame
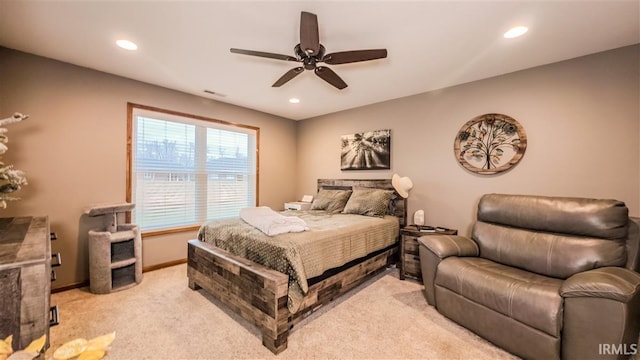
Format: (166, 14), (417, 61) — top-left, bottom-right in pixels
(187, 179), (407, 354)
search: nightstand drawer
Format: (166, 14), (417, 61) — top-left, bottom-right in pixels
(403, 253), (422, 279)
(403, 236), (420, 254)
(401, 235), (422, 280)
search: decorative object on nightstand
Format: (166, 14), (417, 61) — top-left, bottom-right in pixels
(413, 209), (425, 226)
(284, 195), (313, 210)
(86, 202), (142, 294)
(399, 225), (457, 281)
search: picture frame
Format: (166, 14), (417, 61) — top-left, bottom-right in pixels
(340, 129), (391, 170)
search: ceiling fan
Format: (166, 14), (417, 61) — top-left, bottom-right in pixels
(230, 11), (388, 90)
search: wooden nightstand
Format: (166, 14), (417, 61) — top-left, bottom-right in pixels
(399, 225), (457, 282)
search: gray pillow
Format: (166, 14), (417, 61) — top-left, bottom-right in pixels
(342, 188), (393, 217)
(310, 189), (353, 213)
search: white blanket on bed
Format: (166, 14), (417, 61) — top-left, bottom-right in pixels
(240, 206), (309, 236)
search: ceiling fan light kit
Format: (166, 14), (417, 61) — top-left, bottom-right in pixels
(230, 11), (388, 89)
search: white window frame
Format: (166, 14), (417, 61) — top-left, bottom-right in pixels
(126, 103), (259, 236)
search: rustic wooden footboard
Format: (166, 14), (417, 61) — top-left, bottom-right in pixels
(187, 239), (398, 354)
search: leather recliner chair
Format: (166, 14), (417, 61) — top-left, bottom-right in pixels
(418, 194), (640, 360)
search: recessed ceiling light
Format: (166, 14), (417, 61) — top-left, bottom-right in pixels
(289, 98), (300, 104)
(504, 26), (528, 39)
(116, 39), (138, 50)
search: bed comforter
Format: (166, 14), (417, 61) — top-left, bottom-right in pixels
(197, 209), (399, 313)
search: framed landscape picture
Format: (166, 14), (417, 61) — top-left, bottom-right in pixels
(340, 129), (391, 170)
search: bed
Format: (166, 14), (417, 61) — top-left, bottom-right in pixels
(187, 179), (407, 354)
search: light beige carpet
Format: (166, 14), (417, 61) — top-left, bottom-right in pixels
(47, 264), (518, 359)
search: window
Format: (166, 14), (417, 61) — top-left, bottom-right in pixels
(127, 103), (259, 235)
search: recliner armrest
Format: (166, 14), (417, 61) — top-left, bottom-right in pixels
(417, 235), (479, 306)
(560, 267), (640, 359)
(560, 266), (640, 302)
(417, 235), (479, 259)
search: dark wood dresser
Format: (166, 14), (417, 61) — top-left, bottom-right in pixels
(0, 216), (52, 351)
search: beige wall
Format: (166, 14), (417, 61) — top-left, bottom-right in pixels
(296, 45), (640, 235)
(2, 44), (638, 289)
(0, 47), (298, 289)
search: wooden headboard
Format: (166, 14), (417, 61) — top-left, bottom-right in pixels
(317, 179), (408, 227)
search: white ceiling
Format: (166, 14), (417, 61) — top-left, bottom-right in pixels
(0, 1), (638, 121)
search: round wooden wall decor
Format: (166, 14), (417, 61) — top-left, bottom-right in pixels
(453, 113), (527, 175)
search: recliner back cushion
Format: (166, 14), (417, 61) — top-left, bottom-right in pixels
(478, 194), (628, 239)
(474, 194), (629, 278)
(473, 221), (627, 278)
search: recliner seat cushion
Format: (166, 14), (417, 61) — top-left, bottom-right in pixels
(435, 257), (564, 337)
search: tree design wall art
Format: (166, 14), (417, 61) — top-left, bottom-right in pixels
(454, 113), (527, 175)
(341, 129), (390, 170)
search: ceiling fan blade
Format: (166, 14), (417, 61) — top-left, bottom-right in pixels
(300, 12), (320, 56)
(314, 66), (347, 89)
(230, 48), (297, 62)
(322, 49), (388, 65)
(272, 67), (304, 87)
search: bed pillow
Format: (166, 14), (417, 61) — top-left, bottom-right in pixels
(342, 188), (393, 218)
(310, 189), (353, 213)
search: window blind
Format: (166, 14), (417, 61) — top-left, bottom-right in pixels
(129, 105), (257, 233)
